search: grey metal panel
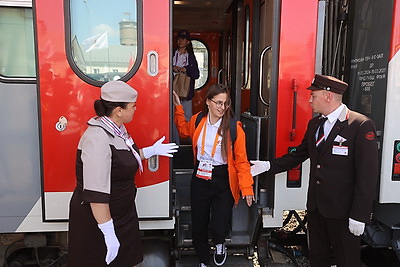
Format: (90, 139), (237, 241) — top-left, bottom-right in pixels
(240, 113), (271, 206)
(0, 82), (41, 232)
(240, 113), (268, 161)
(315, 1), (325, 74)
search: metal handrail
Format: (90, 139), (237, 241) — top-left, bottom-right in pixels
(217, 68), (226, 85)
(258, 46), (272, 106)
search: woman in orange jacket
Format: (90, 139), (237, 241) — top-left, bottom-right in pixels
(173, 84), (254, 267)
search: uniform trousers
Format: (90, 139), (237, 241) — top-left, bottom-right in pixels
(308, 209), (361, 267)
(191, 163), (234, 264)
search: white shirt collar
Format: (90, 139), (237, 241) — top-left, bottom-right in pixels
(207, 114), (222, 128)
(325, 103), (345, 124)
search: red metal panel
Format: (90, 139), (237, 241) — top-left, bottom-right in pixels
(130, 0), (170, 188)
(275, 0), (318, 157)
(35, 0), (170, 192)
(394, 163), (400, 175)
(390, 0), (400, 59)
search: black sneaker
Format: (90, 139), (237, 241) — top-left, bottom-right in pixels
(213, 243), (227, 266)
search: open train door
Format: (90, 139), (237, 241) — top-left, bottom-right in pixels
(242, 0), (319, 228)
(34, 0), (173, 227)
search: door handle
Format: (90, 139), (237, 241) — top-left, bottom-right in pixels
(259, 46), (272, 106)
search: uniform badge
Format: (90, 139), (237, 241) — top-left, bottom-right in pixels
(365, 131), (375, 140)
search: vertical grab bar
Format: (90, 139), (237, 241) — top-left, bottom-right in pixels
(259, 46), (272, 106)
(290, 79), (298, 141)
(218, 69), (226, 85)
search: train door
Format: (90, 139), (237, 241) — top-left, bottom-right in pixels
(242, 0), (319, 228)
(0, 2), (53, 232)
(35, 0), (173, 227)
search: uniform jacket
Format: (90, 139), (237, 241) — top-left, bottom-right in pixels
(76, 117), (139, 203)
(269, 106), (378, 222)
(173, 51), (200, 100)
(174, 105), (253, 204)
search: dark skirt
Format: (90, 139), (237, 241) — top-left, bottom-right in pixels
(68, 185), (143, 267)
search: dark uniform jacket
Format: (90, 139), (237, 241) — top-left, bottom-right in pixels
(269, 105), (379, 223)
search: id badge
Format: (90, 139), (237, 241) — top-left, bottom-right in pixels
(196, 159), (213, 180)
(332, 145), (348, 156)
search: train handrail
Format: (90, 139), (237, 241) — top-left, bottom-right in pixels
(217, 68), (226, 85)
(258, 46), (271, 106)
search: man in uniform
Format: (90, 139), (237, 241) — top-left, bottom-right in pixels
(251, 74), (379, 266)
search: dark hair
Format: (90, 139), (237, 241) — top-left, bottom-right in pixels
(185, 41), (194, 55)
(94, 99), (129, 117)
(176, 35), (195, 55)
(202, 84), (233, 159)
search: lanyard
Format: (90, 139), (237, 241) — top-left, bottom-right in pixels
(200, 121), (220, 159)
(174, 50), (188, 67)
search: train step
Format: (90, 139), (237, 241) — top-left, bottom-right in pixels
(175, 254), (255, 267)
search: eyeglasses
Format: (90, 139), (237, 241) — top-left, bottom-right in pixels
(210, 99), (230, 108)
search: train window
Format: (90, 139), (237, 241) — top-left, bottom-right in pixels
(192, 40), (208, 89)
(68, 0), (140, 83)
(0, 7), (35, 78)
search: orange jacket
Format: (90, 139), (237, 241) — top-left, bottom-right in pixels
(175, 105), (253, 204)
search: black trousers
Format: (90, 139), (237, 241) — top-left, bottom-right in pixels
(190, 164), (234, 264)
(308, 209), (361, 267)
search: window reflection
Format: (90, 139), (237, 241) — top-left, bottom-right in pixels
(69, 0), (138, 82)
(0, 7), (35, 78)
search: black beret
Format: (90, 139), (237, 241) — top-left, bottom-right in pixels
(307, 74), (348, 95)
(177, 29), (191, 40)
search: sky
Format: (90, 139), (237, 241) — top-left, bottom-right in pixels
(70, 0), (137, 46)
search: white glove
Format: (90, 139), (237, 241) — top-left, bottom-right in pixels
(98, 219), (120, 265)
(142, 136), (179, 159)
(348, 218), (365, 236)
(250, 160), (270, 176)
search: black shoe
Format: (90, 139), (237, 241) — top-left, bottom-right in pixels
(213, 243), (227, 266)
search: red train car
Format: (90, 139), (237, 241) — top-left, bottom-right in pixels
(1, 0), (399, 265)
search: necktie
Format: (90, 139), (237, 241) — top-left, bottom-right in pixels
(316, 117), (328, 150)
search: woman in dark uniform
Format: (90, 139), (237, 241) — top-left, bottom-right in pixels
(68, 81), (178, 267)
